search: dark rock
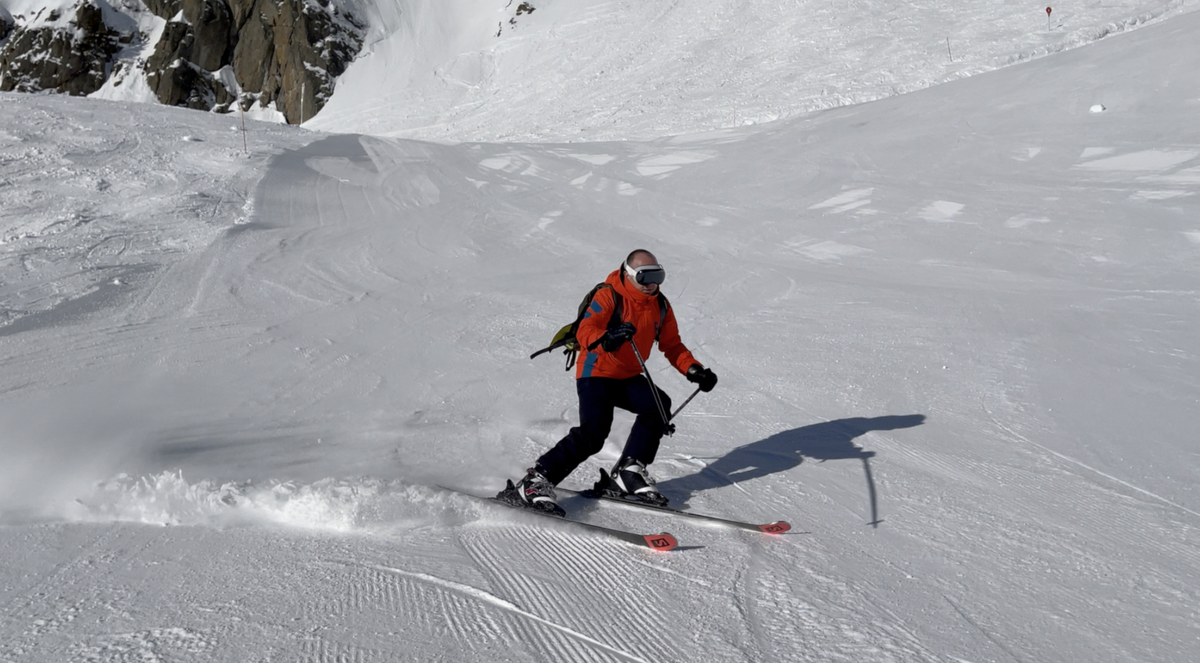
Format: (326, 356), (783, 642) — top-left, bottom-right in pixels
(1, 0), (364, 124)
(144, 7), (237, 111)
(226, 0), (365, 123)
(0, 2), (121, 96)
(189, 0), (236, 71)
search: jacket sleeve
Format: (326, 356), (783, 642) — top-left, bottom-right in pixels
(657, 304), (699, 374)
(575, 287), (617, 352)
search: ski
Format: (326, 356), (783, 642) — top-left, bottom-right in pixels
(557, 470), (791, 535)
(439, 484), (679, 552)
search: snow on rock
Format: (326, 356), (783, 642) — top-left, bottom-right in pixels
(0, 0), (120, 95)
(0, 0), (366, 121)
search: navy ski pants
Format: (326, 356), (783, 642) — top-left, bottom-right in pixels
(536, 376), (673, 486)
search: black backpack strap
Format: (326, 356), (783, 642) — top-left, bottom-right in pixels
(654, 293), (669, 342)
(585, 288), (624, 353)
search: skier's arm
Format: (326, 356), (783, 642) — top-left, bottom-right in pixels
(657, 305), (699, 374)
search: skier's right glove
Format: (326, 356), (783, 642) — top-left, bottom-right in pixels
(599, 322), (637, 352)
(686, 364), (718, 392)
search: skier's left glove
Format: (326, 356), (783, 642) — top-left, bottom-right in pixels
(686, 365), (718, 392)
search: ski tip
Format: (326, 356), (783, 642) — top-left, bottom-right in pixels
(758, 521), (791, 535)
(643, 532), (679, 551)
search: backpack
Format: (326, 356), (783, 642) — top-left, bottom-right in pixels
(530, 283), (669, 371)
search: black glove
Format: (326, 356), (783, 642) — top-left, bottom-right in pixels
(599, 322), (636, 352)
(686, 364), (718, 392)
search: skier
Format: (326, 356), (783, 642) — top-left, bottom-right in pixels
(502, 249), (718, 515)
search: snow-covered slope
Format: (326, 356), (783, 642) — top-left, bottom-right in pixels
(1, 4), (1198, 663)
(309, 0), (1200, 141)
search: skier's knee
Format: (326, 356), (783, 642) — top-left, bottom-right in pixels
(574, 426), (608, 455)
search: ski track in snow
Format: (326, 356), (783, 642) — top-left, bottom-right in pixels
(459, 522), (722, 661)
(374, 560), (652, 663)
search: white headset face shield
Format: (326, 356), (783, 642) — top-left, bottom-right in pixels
(625, 262), (666, 286)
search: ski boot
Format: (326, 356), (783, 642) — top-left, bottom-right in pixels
(497, 467), (565, 517)
(606, 457), (669, 507)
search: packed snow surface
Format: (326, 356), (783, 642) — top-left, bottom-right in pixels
(308, 0), (1200, 142)
(2, 1), (1199, 662)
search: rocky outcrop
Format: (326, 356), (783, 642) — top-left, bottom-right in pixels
(227, 0), (365, 122)
(0, 0), (365, 123)
(1, 9), (12, 44)
(139, 0), (364, 122)
(141, 0), (239, 110)
(0, 2), (121, 96)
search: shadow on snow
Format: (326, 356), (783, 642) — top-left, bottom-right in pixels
(657, 414), (926, 527)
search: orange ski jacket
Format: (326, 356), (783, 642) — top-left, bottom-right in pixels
(574, 269), (700, 380)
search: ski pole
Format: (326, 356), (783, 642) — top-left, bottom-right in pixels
(671, 387), (702, 420)
(629, 340), (676, 436)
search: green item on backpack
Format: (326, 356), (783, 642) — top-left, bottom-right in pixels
(530, 283), (668, 371)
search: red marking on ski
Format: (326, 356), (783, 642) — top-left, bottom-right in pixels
(758, 521), (791, 535)
(643, 533), (678, 551)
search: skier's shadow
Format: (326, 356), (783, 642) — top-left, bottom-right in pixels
(657, 414), (926, 527)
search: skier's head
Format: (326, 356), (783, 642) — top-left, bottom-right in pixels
(623, 249), (665, 295)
